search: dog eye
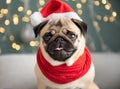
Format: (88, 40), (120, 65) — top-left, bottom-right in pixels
(43, 32), (53, 43)
(67, 32), (77, 41)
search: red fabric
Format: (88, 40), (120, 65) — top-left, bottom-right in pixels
(37, 47), (91, 84)
(40, 0), (74, 17)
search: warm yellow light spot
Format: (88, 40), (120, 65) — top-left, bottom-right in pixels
(39, 0), (45, 5)
(38, 7), (42, 11)
(96, 15), (102, 20)
(0, 13), (3, 18)
(93, 21), (100, 32)
(12, 43), (17, 49)
(105, 4), (111, 10)
(35, 41), (39, 46)
(16, 45), (21, 51)
(1, 9), (5, 14)
(22, 16), (30, 22)
(76, 3), (82, 8)
(18, 6), (24, 12)
(1, 8), (9, 15)
(30, 41), (39, 47)
(103, 16), (108, 22)
(78, 10), (83, 15)
(81, 0), (86, 4)
(112, 11), (117, 17)
(12, 43), (21, 51)
(5, 19), (10, 25)
(109, 16), (115, 22)
(6, 0), (11, 4)
(13, 14), (19, 25)
(30, 41), (36, 47)
(0, 27), (5, 33)
(102, 0), (107, 4)
(9, 35), (14, 41)
(26, 10), (32, 15)
(94, 1), (100, 6)
(3, 9), (8, 14)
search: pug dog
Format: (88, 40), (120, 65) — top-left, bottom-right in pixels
(33, 18), (99, 89)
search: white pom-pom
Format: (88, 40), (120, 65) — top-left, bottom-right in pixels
(30, 12), (43, 26)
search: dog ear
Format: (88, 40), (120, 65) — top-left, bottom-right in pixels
(33, 20), (48, 37)
(71, 19), (87, 36)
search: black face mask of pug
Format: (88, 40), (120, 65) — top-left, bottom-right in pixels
(33, 18), (99, 89)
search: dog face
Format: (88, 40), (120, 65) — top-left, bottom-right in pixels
(34, 18), (87, 63)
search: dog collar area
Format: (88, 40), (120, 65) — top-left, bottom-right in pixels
(36, 47), (91, 84)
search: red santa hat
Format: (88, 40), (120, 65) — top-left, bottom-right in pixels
(30, 0), (83, 26)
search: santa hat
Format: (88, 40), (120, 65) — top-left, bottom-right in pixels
(30, 0), (83, 26)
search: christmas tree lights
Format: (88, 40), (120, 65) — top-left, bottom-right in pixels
(0, 0), (119, 54)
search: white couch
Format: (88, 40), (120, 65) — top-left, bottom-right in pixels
(0, 53), (120, 89)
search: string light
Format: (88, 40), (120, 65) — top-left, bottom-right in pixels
(96, 15), (102, 20)
(77, 9), (83, 15)
(0, 13), (3, 18)
(103, 16), (108, 22)
(12, 42), (21, 51)
(93, 21), (100, 32)
(81, 0), (87, 4)
(26, 9), (32, 15)
(15, 45), (21, 51)
(18, 6), (24, 12)
(102, 0), (107, 5)
(9, 35), (15, 41)
(38, 7), (43, 11)
(1, 9), (5, 14)
(94, 1), (100, 6)
(76, 3), (82, 8)
(4, 19), (10, 26)
(13, 14), (19, 25)
(0, 0), (119, 54)
(39, 0), (45, 6)
(1, 9), (9, 14)
(0, 27), (5, 33)
(22, 16), (30, 22)
(12, 43), (17, 49)
(112, 11), (117, 17)
(6, 0), (11, 4)
(29, 41), (39, 47)
(109, 16), (115, 22)
(105, 4), (111, 10)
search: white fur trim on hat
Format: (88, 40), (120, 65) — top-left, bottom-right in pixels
(30, 12), (83, 26)
(47, 12), (83, 21)
(30, 12), (43, 26)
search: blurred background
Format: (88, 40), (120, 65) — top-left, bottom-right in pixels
(0, 0), (120, 55)
(0, 0), (120, 89)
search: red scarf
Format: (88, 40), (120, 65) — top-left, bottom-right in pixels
(37, 47), (91, 84)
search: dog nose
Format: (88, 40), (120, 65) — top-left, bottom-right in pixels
(55, 37), (63, 42)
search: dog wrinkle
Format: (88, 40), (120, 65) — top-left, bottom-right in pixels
(55, 19), (63, 27)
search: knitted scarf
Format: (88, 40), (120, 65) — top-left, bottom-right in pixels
(37, 47), (91, 84)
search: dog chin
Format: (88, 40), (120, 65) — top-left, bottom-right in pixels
(47, 49), (75, 61)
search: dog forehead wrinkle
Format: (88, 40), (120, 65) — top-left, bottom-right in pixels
(55, 19), (63, 27)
